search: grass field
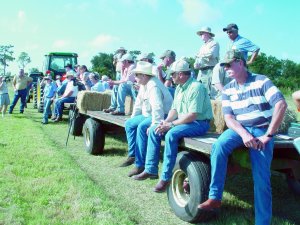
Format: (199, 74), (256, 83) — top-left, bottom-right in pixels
(0, 90), (299, 225)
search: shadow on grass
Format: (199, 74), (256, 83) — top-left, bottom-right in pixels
(223, 169), (300, 224)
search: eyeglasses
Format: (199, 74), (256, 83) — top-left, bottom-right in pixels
(227, 31), (233, 34)
(135, 73), (143, 77)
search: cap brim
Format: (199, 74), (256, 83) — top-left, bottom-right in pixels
(197, 31), (215, 37)
(133, 70), (154, 76)
(223, 28), (228, 32)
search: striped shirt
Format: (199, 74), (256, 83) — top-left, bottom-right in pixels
(222, 73), (284, 127)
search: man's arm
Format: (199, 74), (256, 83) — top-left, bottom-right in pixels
(258, 99), (287, 145)
(247, 49), (260, 65)
(224, 114), (260, 149)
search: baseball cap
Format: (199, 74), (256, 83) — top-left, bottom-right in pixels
(220, 50), (245, 66)
(160, 50), (176, 59)
(169, 59), (191, 73)
(223, 23), (239, 32)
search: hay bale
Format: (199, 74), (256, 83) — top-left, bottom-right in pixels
(278, 107), (297, 134)
(210, 100), (227, 134)
(125, 96), (134, 115)
(77, 91), (111, 113)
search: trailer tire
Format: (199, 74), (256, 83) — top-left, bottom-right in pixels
(167, 151), (213, 223)
(68, 110), (85, 136)
(286, 177), (300, 196)
(83, 118), (105, 155)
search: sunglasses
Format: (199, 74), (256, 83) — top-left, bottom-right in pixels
(223, 59), (239, 68)
(227, 31), (233, 34)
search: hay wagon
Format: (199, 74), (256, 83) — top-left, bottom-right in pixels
(68, 91), (300, 223)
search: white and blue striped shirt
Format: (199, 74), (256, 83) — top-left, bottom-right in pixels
(222, 73), (284, 127)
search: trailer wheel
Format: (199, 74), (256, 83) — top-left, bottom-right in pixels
(68, 110), (85, 136)
(83, 118), (105, 155)
(286, 177), (300, 196)
(167, 151), (213, 223)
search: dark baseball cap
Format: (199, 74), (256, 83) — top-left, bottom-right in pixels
(223, 23), (238, 32)
(220, 50), (245, 66)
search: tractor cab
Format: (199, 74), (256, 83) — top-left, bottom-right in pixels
(43, 52), (78, 80)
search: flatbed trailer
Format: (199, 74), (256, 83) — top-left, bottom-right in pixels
(68, 105), (300, 223)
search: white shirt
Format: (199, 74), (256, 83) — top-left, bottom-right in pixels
(131, 76), (173, 126)
(194, 38), (220, 68)
(65, 80), (78, 97)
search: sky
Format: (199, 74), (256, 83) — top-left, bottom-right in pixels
(1, 0), (300, 75)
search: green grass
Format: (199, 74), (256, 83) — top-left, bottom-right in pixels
(0, 89), (299, 225)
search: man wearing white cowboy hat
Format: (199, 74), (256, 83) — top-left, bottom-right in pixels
(194, 26), (220, 95)
(53, 70), (78, 122)
(134, 59), (213, 192)
(121, 61), (173, 171)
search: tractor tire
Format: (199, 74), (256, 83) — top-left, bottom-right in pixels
(33, 84), (38, 109)
(37, 79), (44, 113)
(68, 110), (85, 136)
(167, 151), (213, 223)
(83, 118), (105, 155)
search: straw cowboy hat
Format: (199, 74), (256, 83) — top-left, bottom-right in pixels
(132, 61), (155, 76)
(196, 26), (215, 37)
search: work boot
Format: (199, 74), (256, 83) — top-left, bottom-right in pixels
(128, 167), (144, 177)
(198, 199), (221, 211)
(103, 108), (115, 113)
(133, 171), (158, 180)
(153, 180), (170, 193)
(119, 157), (135, 167)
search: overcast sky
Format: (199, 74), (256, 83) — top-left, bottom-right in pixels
(1, 0), (299, 74)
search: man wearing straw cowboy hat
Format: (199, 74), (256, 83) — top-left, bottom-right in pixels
(120, 61), (173, 169)
(134, 59), (212, 192)
(194, 26), (220, 95)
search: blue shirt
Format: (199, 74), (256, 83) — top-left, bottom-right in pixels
(44, 82), (57, 98)
(91, 81), (105, 92)
(229, 35), (260, 60)
(222, 73), (284, 127)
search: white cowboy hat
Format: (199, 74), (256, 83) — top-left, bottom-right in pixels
(196, 26), (215, 37)
(132, 61), (155, 76)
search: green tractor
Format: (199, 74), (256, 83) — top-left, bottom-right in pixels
(36, 52), (78, 112)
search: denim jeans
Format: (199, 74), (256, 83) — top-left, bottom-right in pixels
(209, 127), (274, 225)
(54, 97), (75, 118)
(116, 83), (136, 113)
(42, 98), (52, 123)
(145, 120), (210, 180)
(109, 85), (119, 110)
(9, 89), (27, 113)
(125, 115), (152, 165)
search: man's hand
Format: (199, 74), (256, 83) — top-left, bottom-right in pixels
(241, 133), (260, 150)
(154, 120), (172, 136)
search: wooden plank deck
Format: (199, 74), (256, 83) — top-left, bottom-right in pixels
(84, 110), (296, 155)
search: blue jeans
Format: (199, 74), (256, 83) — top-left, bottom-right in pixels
(125, 115), (152, 165)
(109, 85), (119, 110)
(42, 98), (53, 123)
(209, 127), (274, 225)
(54, 97), (75, 118)
(9, 89), (27, 113)
(145, 120), (210, 180)
(116, 83), (136, 113)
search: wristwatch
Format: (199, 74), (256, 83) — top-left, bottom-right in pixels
(266, 133), (274, 138)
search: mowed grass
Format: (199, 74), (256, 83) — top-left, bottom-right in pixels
(0, 90), (299, 225)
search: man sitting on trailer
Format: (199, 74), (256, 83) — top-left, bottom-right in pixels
(133, 59), (213, 192)
(122, 61), (173, 172)
(198, 50), (287, 225)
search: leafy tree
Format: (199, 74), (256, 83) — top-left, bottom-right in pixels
(17, 52), (31, 69)
(129, 50), (141, 60)
(91, 53), (115, 79)
(0, 45), (15, 76)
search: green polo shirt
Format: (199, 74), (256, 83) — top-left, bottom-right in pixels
(172, 77), (213, 120)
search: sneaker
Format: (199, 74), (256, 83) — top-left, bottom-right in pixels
(119, 157), (135, 167)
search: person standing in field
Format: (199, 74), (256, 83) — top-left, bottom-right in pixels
(9, 69), (33, 114)
(41, 75), (57, 124)
(0, 76), (10, 118)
